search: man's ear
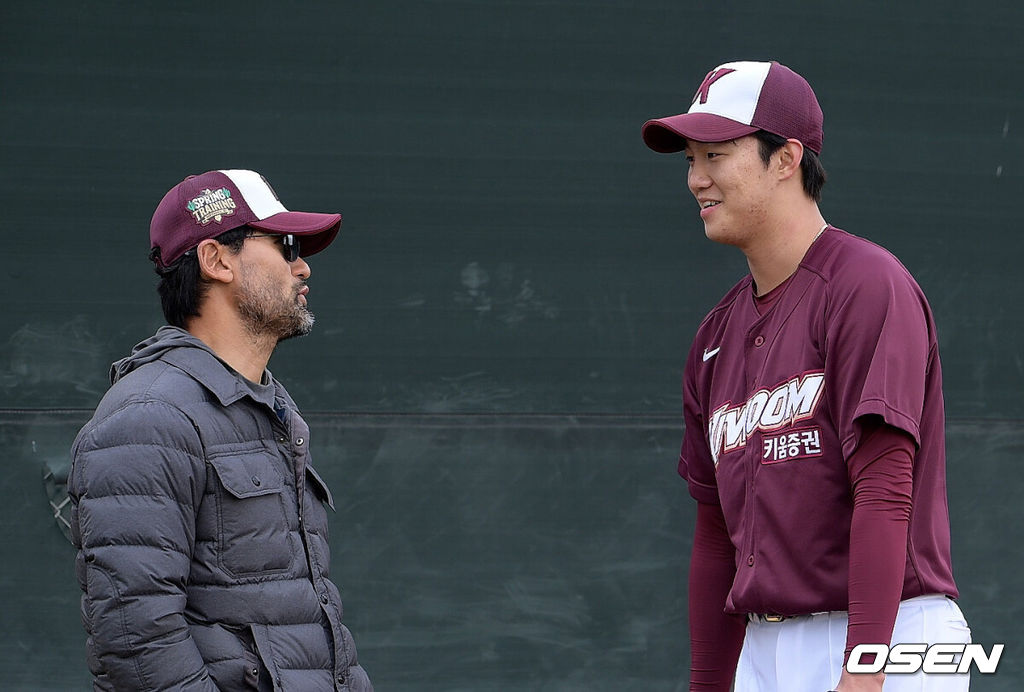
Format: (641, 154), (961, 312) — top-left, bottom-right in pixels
(195, 239), (236, 284)
(776, 139), (805, 181)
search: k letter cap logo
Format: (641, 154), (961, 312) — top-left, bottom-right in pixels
(688, 62), (770, 123)
(693, 67), (736, 105)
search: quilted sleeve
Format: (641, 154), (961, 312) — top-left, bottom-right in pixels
(70, 399), (219, 691)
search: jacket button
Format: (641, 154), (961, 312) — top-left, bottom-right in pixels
(754, 335), (765, 347)
(747, 555), (755, 566)
(251, 667), (258, 676)
(320, 593), (329, 604)
(251, 476), (261, 487)
(296, 437), (305, 446)
(337, 673), (347, 684)
(278, 436), (286, 443)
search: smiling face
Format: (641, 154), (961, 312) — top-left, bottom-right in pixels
(684, 135), (777, 247)
(236, 234), (315, 342)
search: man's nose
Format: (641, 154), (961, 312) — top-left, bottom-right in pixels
(688, 163), (711, 195)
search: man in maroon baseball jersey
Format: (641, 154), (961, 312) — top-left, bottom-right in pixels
(641, 61), (969, 691)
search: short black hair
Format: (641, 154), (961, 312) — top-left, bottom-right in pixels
(754, 130), (827, 202)
(151, 227), (249, 328)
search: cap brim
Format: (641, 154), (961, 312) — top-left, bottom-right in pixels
(248, 211), (342, 257)
(642, 113), (759, 153)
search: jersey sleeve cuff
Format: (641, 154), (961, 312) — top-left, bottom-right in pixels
(687, 477), (721, 505)
(849, 399), (921, 453)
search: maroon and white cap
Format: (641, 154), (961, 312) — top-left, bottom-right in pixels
(642, 60), (823, 155)
(149, 169), (342, 268)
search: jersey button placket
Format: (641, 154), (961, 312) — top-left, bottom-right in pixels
(744, 330), (766, 389)
(742, 331), (762, 577)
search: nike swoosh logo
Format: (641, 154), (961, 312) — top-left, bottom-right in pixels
(702, 347), (721, 362)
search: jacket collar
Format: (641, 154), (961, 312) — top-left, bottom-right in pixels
(160, 346), (261, 408)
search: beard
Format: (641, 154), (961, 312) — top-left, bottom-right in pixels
(237, 267), (315, 342)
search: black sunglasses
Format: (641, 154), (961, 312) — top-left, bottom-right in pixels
(247, 232), (301, 263)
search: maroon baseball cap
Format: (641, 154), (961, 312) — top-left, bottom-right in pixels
(150, 169), (342, 268)
(642, 60), (823, 155)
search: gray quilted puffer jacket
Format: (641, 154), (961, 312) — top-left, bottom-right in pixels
(70, 327), (372, 691)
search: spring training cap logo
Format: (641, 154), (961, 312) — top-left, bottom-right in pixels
(186, 187), (237, 225)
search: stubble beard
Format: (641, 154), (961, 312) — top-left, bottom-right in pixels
(237, 269), (315, 343)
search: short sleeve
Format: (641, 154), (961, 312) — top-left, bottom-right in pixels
(824, 260), (932, 459)
(680, 344), (721, 505)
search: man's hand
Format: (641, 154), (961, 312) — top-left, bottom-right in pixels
(835, 670), (884, 691)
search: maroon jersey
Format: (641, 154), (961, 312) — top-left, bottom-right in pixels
(679, 226), (958, 616)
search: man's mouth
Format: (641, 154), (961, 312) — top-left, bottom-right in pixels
(699, 200), (721, 218)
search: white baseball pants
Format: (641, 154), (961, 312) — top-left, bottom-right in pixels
(734, 594), (971, 691)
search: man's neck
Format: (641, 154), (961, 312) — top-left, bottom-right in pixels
(742, 207), (826, 297)
(187, 315), (276, 383)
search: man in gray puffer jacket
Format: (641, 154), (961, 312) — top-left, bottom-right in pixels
(70, 169), (373, 691)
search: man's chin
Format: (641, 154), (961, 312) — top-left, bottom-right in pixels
(278, 312), (315, 342)
(704, 225), (745, 248)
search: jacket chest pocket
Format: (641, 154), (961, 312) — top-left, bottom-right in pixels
(207, 451), (295, 577)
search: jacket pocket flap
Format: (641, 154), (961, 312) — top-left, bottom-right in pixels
(306, 465), (335, 510)
(208, 451), (285, 499)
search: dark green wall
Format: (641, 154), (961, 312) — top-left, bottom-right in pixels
(2, 0), (1021, 689)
